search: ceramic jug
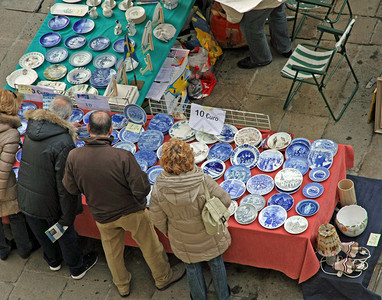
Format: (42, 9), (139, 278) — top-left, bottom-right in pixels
(103, 5), (113, 17)
(89, 7), (98, 19)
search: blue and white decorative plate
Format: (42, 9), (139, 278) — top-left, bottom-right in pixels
(113, 141), (136, 154)
(216, 124), (238, 143)
(283, 157), (309, 176)
(45, 47), (68, 63)
(308, 148), (333, 169)
(83, 110), (96, 124)
(134, 150), (157, 168)
(124, 104), (147, 125)
(296, 199), (320, 217)
(73, 19), (95, 34)
(110, 129), (120, 145)
(93, 53), (117, 69)
(90, 68), (116, 88)
(89, 36), (110, 51)
(266, 132), (292, 150)
(169, 120), (195, 141)
(302, 182), (324, 198)
(285, 142), (310, 159)
(309, 167), (330, 182)
(15, 149), (22, 163)
(119, 126), (144, 143)
(111, 114), (127, 129)
(147, 166), (164, 184)
(220, 179), (246, 200)
(240, 194), (266, 211)
(234, 127), (262, 147)
(246, 174), (274, 195)
(148, 113), (174, 133)
(12, 167), (19, 180)
(311, 139), (338, 156)
(75, 140), (85, 148)
(112, 38), (135, 53)
(138, 130), (164, 151)
(224, 165), (251, 183)
(195, 131), (218, 145)
(40, 32), (61, 47)
(201, 159), (226, 180)
(291, 138), (311, 148)
(208, 142), (233, 162)
(258, 205), (287, 229)
(48, 15), (70, 31)
(234, 204), (258, 225)
(18, 102), (37, 118)
(65, 35), (87, 49)
(69, 51), (92, 67)
(68, 108), (84, 123)
(17, 119), (28, 136)
(67, 67), (91, 85)
(268, 192), (294, 211)
(138, 160), (149, 172)
(156, 144), (163, 159)
(274, 168), (303, 192)
(257, 149), (284, 172)
(230, 144), (260, 169)
(78, 124), (90, 138)
(190, 142), (209, 164)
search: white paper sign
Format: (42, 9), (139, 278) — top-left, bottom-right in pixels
(17, 85), (54, 102)
(189, 103), (226, 135)
(75, 93), (111, 111)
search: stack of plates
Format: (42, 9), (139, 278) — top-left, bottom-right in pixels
(224, 165), (251, 183)
(190, 142), (209, 164)
(234, 127), (262, 147)
(169, 120), (195, 142)
(215, 124), (238, 143)
(274, 168), (303, 194)
(220, 179), (246, 200)
(148, 113), (174, 134)
(266, 132), (292, 150)
(257, 149), (284, 172)
(246, 174), (274, 196)
(201, 159), (225, 180)
(208, 142), (232, 162)
(234, 204), (258, 225)
(230, 144), (260, 169)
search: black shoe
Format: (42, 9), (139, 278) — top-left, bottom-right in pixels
(19, 241), (41, 259)
(1, 239), (16, 260)
(270, 39), (293, 58)
(237, 57), (272, 69)
(71, 251), (98, 280)
(119, 291), (130, 298)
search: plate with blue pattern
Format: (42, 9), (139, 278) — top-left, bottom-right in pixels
(113, 38), (135, 53)
(73, 19), (95, 34)
(296, 199), (320, 217)
(89, 36), (110, 51)
(291, 138), (311, 148)
(246, 174), (274, 195)
(208, 142), (233, 162)
(311, 139), (338, 156)
(147, 166), (164, 184)
(220, 179), (246, 200)
(138, 160), (149, 172)
(40, 32), (61, 47)
(113, 141), (136, 154)
(67, 67), (91, 85)
(309, 167), (330, 182)
(224, 165), (251, 183)
(169, 120), (195, 141)
(65, 35), (87, 50)
(257, 149), (284, 172)
(17, 119), (28, 136)
(268, 192), (294, 211)
(138, 130), (164, 151)
(68, 108), (84, 123)
(124, 104), (147, 125)
(90, 68), (117, 88)
(230, 144), (260, 169)
(201, 159), (226, 180)
(283, 157), (309, 175)
(75, 140), (85, 148)
(285, 142), (310, 159)
(18, 102), (37, 118)
(302, 182), (324, 198)
(258, 205), (287, 229)
(148, 113), (174, 133)
(78, 124), (90, 138)
(48, 15), (70, 31)
(83, 110), (96, 124)
(93, 53), (117, 69)
(15, 148), (22, 163)
(240, 194), (266, 211)
(110, 129), (120, 145)
(215, 124), (238, 143)
(308, 148), (333, 169)
(45, 47), (68, 63)
(112, 114), (127, 130)
(119, 126), (144, 143)
(134, 150), (157, 168)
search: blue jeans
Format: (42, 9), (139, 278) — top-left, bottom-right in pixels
(240, 4), (291, 64)
(185, 255), (229, 300)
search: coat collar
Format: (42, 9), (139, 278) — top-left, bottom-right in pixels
(0, 113), (21, 129)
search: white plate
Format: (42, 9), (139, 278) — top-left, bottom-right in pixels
(195, 131), (218, 144)
(190, 142), (209, 164)
(19, 52), (44, 69)
(125, 6), (146, 24)
(234, 127), (262, 147)
(267, 132), (292, 150)
(153, 23), (176, 42)
(169, 120), (195, 141)
(67, 67), (91, 85)
(50, 3), (89, 17)
(284, 216), (308, 234)
(228, 200), (238, 216)
(274, 168), (303, 192)
(7, 68), (38, 89)
(69, 51), (93, 67)
(65, 84), (99, 99)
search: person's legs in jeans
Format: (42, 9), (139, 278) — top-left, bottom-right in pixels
(8, 212), (33, 257)
(184, 261), (207, 300)
(208, 255), (229, 300)
(269, 4), (292, 55)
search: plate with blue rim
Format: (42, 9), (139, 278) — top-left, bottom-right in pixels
(90, 68), (117, 88)
(15, 149), (22, 163)
(67, 67), (91, 85)
(148, 113), (174, 134)
(45, 47), (68, 63)
(240, 194), (266, 212)
(12, 167), (19, 180)
(208, 142), (232, 162)
(285, 142), (310, 159)
(73, 19), (95, 34)
(220, 179), (246, 200)
(201, 159), (226, 180)
(296, 199), (320, 217)
(68, 108), (84, 123)
(112, 114), (127, 130)
(258, 205), (287, 229)
(113, 38), (135, 53)
(169, 120), (195, 141)
(89, 36), (110, 51)
(230, 144), (260, 169)
(119, 126), (144, 143)
(268, 192), (294, 211)
(308, 148), (333, 169)
(75, 140), (85, 148)
(93, 53), (117, 69)
(78, 124), (90, 138)
(156, 144), (163, 159)
(48, 15), (70, 31)
(302, 182), (324, 198)
(110, 129), (120, 145)
(215, 124), (238, 143)
(40, 32), (61, 47)
(83, 110), (96, 124)
(147, 166), (164, 184)
(257, 149), (284, 172)
(65, 35), (87, 50)
(311, 139), (338, 156)
(17, 119), (28, 136)
(283, 157), (309, 176)
(134, 150), (157, 168)
(113, 141), (136, 154)
(291, 137), (311, 148)
(138, 130), (164, 151)
(309, 167), (330, 182)
(224, 164), (251, 183)
(18, 102), (37, 118)
(246, 174), (274, 195)
(124, 104), (147, 125)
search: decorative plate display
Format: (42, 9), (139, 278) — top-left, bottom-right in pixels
(65, 84), (98, 99)
(240, 194), (266, 212)
(124, 104), (147, 125)
(274, 168), (303, 192)
(246, 174), (274, 195)
(309, 167), (330, 182)
(234, 204), (258, 225)
(67, 67), (91, 85)
(224, 165), (251, 183)
(75, 140), (85, 148)
(134, 150), (157, 168)
(138, 130), (164, 151)
(139, 160), (148, 172)
(234, 127), (262, 147)
(284, 216), (308, 234)
(65, 35), (87, 50)
(267, 132), (292, 150)
(215, 124), (238, 143)
(156, 144), (163, 159)
(201, 159), (226, 180)
(15, 148), (22, 163)
(17, 119), (28, 136)
(89, 36), (110, 51)
(119, 126), (144, 143)
(69, 51), (92, 67)
(68, 108), (84, 123)
(230, 144), (260, 169)
(125, 6), (146, 24)
(78, 124), (90, 138)
(111, 114), (127, 130)
(228, 200), (238, 217)
(190, 142), (209, 164)
(113, 38), (135, 53)
(48, 15), (70, 30)
(146, 166), (164, 184)
(258, 205), (287, 229)
(115, 58), (139, 72)
(37, 81), (66, 93)
(148, 113), (174, 133)
(291, 137), (311, 148)
(6, 68), (38, 89)
(220, 179), (246, 200)
(18, 102), (37, 118)
(268, 193), (294, 211)
(257, 149), (284, 172)
(45, 47), (68, 64)
(73, 19), (95, 34)
(50, 3), (89, 17)
(283, 157), (309, 176)
(302, 182), (324, 199)
(296, 199), (320, 217)
(90, 68), (116, 88)
(83, 110), (95, 124)
(44, 64), (67, 80)
(308, 148), (333, 169)
(110, 129), (120, 145)
(311, 139), (338, 156)
(169, 120), (195, 141)
(93, 53), (117, 69)
(208, 142), (233, 162)
(285, 142), (310, 159)
(113, 141), (136, 154)
(195, 131), (218, 145)
(19, 52), (44, 69)
(40, 32), (61, 47)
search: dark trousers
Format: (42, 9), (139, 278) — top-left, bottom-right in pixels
(25, 215), (83, 275)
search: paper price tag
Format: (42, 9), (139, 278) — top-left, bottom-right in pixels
(125, 122), (142, 133)
(17, 85), (33, 95)
(367, 233), (380, 247)
(189, 103), (225, 135)
(17, 85), (54, 102)
(75, 93), (111, 112)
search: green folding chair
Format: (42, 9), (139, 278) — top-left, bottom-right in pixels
(280, 19), (358, 121)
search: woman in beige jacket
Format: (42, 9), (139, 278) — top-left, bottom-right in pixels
(150, 138), (231, 300)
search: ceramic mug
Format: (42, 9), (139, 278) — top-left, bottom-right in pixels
(338, 179), (357, 207)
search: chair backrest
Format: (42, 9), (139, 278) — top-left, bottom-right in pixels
(335, 18), (356, 50)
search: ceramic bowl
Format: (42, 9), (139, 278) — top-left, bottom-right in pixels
(335, 205), (368, 237)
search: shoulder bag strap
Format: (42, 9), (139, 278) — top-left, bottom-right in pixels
(202, 177), (211, 201)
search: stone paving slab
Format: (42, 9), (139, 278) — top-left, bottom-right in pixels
(0, 254), (28, 283)
(0, 283), (13, 300)
(1, 0), (44, 12)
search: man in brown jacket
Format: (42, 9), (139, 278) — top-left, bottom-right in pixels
(62, 110), (185, 297)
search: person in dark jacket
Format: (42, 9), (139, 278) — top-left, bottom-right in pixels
(62, 111), (186, 297)
(17, 95), (97, 280)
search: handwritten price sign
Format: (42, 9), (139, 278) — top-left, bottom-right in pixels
(189, 103), (226, 135)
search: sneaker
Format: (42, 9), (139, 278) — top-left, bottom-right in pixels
(49, 264), (62, 271)
(71, 251), (98, 280)
(156, 263), (186, 291)
(237, 57), (272, 69)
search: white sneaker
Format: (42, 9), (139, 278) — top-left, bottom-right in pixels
(49, 264), (62, 271)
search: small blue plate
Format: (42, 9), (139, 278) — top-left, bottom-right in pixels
(45, 47), (68, 63)
(230, 144), (260, 169)
(75, 140), (85, 148)
(246, 174), (274, 195)
(12, 167), (19, 180)
(224, 165), (251, 183)
(283, 157), (309, 175)
(201, 159), (226, 180)
(134, 150), (157, 168)
(311, 139), (338, 156)
(308, 149), (333, 169)
(309, 167), (330, 182)
(296, 199), (320, 217)
(268, 192), (294, 211)
(119, 126), (144, 143)
(148, 113), (174, 133)
(17, 119), (28, 136)
(78, 124), (90, 138)
(48, 15), (70, 31)
(147, 166), (164, 184)
(258, 205), (287, 229)
(112, 114), (127, 130)
(220, 179), (246, 200)
(124, 104), (147, 125)
(83, 110), (96, 124)
(68, 108), (85, 123)
(208, 142), (233, 162)
(110, 129), (120, 145)
(90, 68), (116, 88)
(285, 142), (310, 159)
(138, 130), (164, 151)
(89, 36), (110, 51)
(113, 141), (136, 154)
(302, 182), (324, 198)
(40, 32), (61, 47)
(18, 102), (37, 118)
(65, 35), (86, 50)
(216, 124), (238, 143)
(73, 19), (95, 34)
(257, 149), (284, 172)
(291, 138), (311, 148)
(113, 38), (135, 53)
(15, 148), (22, 163)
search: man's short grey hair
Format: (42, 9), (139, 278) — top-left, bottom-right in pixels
(49, 95), (73, 120)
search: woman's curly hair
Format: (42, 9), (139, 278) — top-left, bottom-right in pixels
(160, 138), (194, 175)
(0, 90), (24, 116)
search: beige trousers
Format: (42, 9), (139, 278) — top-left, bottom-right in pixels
(96, 209), (172, 295)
